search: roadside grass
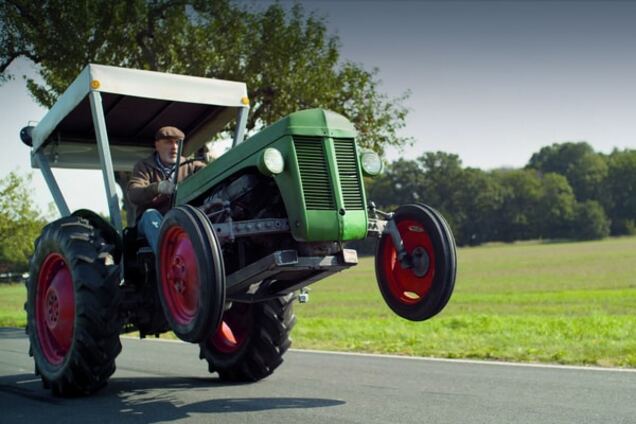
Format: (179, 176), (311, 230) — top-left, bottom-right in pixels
(292, 236), (636, 367)
(0, 283), (26, 328)
(2, 236), (635, 367)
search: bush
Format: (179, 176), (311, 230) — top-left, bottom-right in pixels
(571, 201), (610, 240)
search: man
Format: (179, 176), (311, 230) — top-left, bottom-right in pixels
(127, 126), (205, 253)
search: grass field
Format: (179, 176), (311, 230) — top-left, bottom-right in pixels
(2, 236), (635, 367)
(0, 283), (26, 329)
(292, 236), (636, 367)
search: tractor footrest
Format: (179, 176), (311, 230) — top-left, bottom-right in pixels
(226, 249), (357, 295)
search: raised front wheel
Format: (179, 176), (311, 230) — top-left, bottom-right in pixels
(157, 205), (225, 343)
(375, 203), (456, 321)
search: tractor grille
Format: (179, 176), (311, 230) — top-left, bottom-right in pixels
(334, 138), (364, 210)
(294, 137), (335, 210)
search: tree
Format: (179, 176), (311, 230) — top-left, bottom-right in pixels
(366, 159), (425, 210)
(0, 0), (410, 154)
(604, 149), (636, 235)
(415, 152), (464, 230)
(492, 169), (543, 242)
(455, 168), (504, 245)
(0, 172), (46, 272)
(366, 153), (466, 232)
(571, 200), (610, 240)
(527, 142), (608, 202)
(537, 172), (577, 239)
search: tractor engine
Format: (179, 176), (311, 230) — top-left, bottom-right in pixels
(201, 173), (291, 273)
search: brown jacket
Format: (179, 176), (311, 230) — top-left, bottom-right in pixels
(127, 154), (206, 223)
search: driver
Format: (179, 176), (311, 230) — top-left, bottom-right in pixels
(127, 126), (205, 253)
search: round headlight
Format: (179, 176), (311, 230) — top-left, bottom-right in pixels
(258, 148), (285, 175)
(360, 151), (383, 176)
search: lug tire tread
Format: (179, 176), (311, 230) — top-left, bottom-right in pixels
(26, 216), (121, 396)
(200, 293), (295, 382)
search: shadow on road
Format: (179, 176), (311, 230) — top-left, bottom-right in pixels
(1, 373), (345, 423)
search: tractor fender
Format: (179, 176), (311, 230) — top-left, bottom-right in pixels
(72, 209), (123, 263)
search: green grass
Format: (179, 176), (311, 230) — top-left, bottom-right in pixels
(292, 236), (636, 367)
(3, 236), (635, 367)
(0, 283), (26, 328)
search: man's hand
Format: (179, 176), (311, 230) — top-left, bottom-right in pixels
(157, 180), (175, 195)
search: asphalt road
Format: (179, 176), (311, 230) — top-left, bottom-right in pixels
(1, 327), (635, 424)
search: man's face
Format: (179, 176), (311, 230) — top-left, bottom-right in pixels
(155, 138), (180, 165)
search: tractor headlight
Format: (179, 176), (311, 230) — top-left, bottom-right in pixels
(360, 151), (383, 176)
(258, 148), (285, 175)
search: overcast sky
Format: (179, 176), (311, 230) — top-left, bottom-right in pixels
(1, 0), (635, 215)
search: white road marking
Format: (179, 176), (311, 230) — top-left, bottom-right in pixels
(16, 378), (41, 384)
(293, 348), (636, 373)
(121, 336), (636, 373)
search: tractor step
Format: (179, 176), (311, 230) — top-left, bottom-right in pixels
(226, 249), (358, 300)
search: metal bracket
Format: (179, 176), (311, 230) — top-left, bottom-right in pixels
(367, 218), (387, 237)
(367, 204), (411, 269)
(298, 288), (310, 303)
(386, 214), (412, 270)
(211, 218), (290, 243)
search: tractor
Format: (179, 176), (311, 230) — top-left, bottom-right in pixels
(20, 64), (456, 396)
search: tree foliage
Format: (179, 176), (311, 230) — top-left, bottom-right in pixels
(0, 0), (410, 154)
(0, 172), (46, 272)
(572, 200), (610, 241)
(604, 149), (636, 235)
(527, 142), (608, 202)
(365, 143), (630, 246)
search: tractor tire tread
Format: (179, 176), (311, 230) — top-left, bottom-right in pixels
(26, 217), (121, 396)
(199, 294), (295, 382)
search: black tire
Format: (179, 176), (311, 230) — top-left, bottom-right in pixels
(25, 216), (121, 396)
(421, 204), (457, 316)
(156, 205), (225, 343)
(375, 203), (457, 321)
(199, 294), (296, 382)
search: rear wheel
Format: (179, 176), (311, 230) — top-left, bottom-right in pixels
(199, 294), (296, 381)
(26, 216), (121, 396)
(375, 203), (456, 321)
(157, 205), (225, 343)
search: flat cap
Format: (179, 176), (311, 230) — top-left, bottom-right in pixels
(155, 126), (185, 141)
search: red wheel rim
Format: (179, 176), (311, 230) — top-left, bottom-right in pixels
(159, 225), (200, 325)
(381, 219), (436, 305)
(210, 303), (250, 353)
(35, 253), (74, 364)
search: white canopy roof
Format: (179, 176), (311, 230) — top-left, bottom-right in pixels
(31, 64), (248, 171)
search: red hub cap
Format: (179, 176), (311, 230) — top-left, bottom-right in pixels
(381, 219), (436, 304)
(159, 226), (200, 325)
(211, 303), (249, 353)
(36, 253), (74, 364)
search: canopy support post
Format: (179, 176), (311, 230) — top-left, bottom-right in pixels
(89, 90), (123, 232)
(232, 105), (250, 147)
(33, 152), (70, 217)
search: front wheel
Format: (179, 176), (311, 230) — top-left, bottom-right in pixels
(199, 294), (296, 382)
(375, 203), (456, 321)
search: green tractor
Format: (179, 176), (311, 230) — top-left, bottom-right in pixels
(21, 64), (456, 396)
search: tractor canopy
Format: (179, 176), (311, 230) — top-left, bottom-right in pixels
(29, 64), (248, 171)
(24, 64), (249, 230)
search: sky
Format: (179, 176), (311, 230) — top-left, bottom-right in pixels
(1, 0), (635, 216)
